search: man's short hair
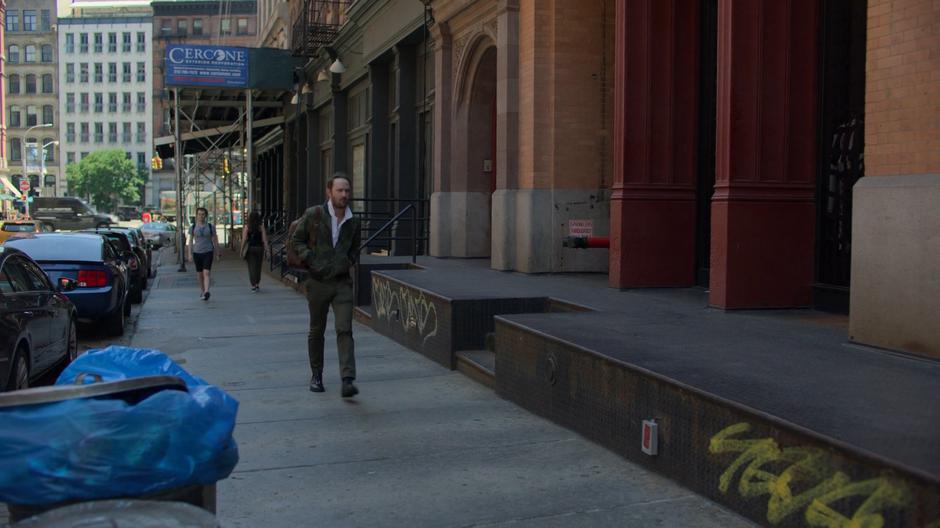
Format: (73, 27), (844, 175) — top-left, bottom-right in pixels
(196, 207), (208, 215)
(327, 172), (351, 190)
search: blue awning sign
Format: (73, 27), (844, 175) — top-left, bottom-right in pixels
(166, 45), (249, 88)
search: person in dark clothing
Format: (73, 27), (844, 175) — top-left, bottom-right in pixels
(241, 211), (269, 291)
(290, 173), (362, 398)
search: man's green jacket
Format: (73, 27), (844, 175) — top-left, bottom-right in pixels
(291, 203), (361, 281)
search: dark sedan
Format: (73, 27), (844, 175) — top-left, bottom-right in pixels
(110, 226), (153, 279)
(80, 229), (145, 304)
(5, 234), (130, 336)
(0, 246), (78, 391)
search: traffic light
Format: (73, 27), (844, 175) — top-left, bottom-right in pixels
(151, 156), (163, 170)
(222, 157), (231, 175)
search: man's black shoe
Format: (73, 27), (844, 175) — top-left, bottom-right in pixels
(309, 372), (325, 393)
(341, 377), (358, 398)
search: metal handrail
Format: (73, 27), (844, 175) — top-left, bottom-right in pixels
(357, 203), (419, 264)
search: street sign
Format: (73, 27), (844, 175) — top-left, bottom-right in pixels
(18, 179), (30, 193)
(568, 219), (593, 237)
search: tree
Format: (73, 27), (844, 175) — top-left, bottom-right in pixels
(66, 150), (147, 211)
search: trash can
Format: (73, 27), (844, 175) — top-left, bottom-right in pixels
(11, 499), (218, 528)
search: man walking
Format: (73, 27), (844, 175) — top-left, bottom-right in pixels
(292, 174), (362, 397)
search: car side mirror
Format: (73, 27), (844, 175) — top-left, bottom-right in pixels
(57, 277), (78, 292)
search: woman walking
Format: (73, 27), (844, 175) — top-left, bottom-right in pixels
(187, 207), (221, 300)
(241, 211), (269, 292)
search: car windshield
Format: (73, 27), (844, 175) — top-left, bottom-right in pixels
(143, 223), (169, 231)
(5, 235), (102, 262)
(2, 223), (36, 232)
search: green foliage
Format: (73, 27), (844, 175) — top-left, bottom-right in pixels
(65, 150), (148, 211)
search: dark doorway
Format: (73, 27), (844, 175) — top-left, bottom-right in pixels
(695, 0), (717, 288)
(814, 0), (867, 313)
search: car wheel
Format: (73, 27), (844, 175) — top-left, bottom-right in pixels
(7, 349), (29, 391)
(106, 303), (126, 337)
(67, 318), (78, 363)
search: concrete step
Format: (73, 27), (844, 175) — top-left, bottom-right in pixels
(456, 350), (495, 389)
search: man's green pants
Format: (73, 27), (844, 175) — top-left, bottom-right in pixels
(305, 276), (356, 380)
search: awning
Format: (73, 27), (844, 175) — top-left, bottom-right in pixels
(0, 177), (23, 199)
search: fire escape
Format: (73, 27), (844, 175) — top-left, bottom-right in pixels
(291, 0), (350, 57)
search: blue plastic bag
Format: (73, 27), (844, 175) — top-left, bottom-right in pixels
(0, 346), (239, 505)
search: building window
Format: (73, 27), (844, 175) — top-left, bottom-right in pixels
(136, 122), (146, 143)
(95, 123), (104, 143)
(122, 32), (131, 52)
(80, 33), (89, 53)
(25, 139), (40, 166)
(80, 123), (89, 142)
(43, 138), (55, 161)
(42, 74), (53, 94)
(161, 19), (172, 36)
(123, 122), (132, 143)
(65, 34), (75, 53)
(137, 152), (147, 170)
(80, 93), (89, 113)
(9, 139), (22, 162)
(123, 93), (132, 113)
(137, 32), (146, 52)
(137, 92), (146, 113)
(192, 18), (203, 36)
(42, 106), (54, 126)
(41, 45), (53, 63)
(237, 18), (249, 35)
(6, 13), (18, 32)
(66, 64), (75, 83)
(94, 33), (103, 53)
(26, 106), (38, 127)
(66, 123), (76, 143)
(7, 45), (19, 64)
(94, 93), (103, 113)
(108, 32), (117, 52)
(137, 62), (146, 83)
(177, 19), (187, 36)
(109, 93), (118, 112)
(24, 45), (37, 63)
(8, 75), (20, 95)
(9, 106), (21, 128)
(80, 63), (89, 83)
(67, 152), (76, 165)
(109, 63), (117, 82)
(25, 75), (37, 94)
(23, 10), (37, 32)
(41, 10), (51, 32)
(109, 123), (118, 143)
(221, 19), (231, 35)
(66, 94), (75, 113)
(94, 63), (103, 83)
(123, 62), (131, 83)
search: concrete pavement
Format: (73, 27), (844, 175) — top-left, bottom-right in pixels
(126, 250), (754, 527)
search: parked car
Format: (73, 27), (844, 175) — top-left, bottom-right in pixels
(140, 222), (176, 248)
(0, 246), (78, 391)
(116, 206), (141, 222)
(0, 220), (54, 244)
(29, 197), (112, 232)
(4, 234), (129, 336)
(110, 226), (152, 279)
(79, 229), (145, 304)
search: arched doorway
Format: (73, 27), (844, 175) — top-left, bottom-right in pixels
(459, 43), (497, 256)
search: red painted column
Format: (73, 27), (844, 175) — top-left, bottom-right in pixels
(710, 0), (818, 308)
(610, 0), (700, 288)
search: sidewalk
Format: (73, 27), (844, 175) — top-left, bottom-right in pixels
(130, 251), (755, 527)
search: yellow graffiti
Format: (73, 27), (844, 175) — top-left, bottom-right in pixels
(709, 423), (912, 527)
(372, 276), (439, 344)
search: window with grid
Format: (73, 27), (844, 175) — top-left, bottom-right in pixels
(95, 123), (104, 143)
(6, 13), (18, 32)
(67, 152), (75, 165)
(123, 93), (132, 113)
(123, 123), (132, 143)
(41, 45), (53, 63)
(221, 19), (231, 35)
(67, 123), (76, 142)
(237, 18), (248, 35)
(9, 139), (21, 161)
(41, 10), (51, 32)
(94, 63), (103, 83)
(94, 33), (103, 53)
(7, 45), (19, 64)
(25, 139), (40, 166)
(24, 45), (37, 63)
(9, 106), (21, 128)
(137, 62), (146, 83)
(81, 152), (89, 160)
(123, 63), (131, 83)
(25, 75), (37, 94)
(137, 92), (146, 113)
(137, 152), (147, 169)
(42, 74), (53, 94)
(43, 106), (54, 126)
(66, 64), (75, 83)
(23, 10), (37, 31)
(66, 94), (75, 113)
(108, 33), (117, 52)
(109, 123), (118, 143)
(94, 93), (103, 113)
(137, 32), (146, 52)
(81, 123), (89, 142)
(26, 106), (38, 127)
(109, 63), (117, 82)
(8, 75), (20, 95)
(80, 63), (89, 82)
(66, 34), (75, 53)
(136, 122), (146, 143)
(192, 19), (203, 36)
(177, 19), (187, 36)
(109, 93), (118, 112)
(80, 93), (89, 113)
(80, 33), (88, 53)
(123, 32), (131, 52)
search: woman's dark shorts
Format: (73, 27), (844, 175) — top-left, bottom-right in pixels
(193, 251), (214, 272)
